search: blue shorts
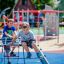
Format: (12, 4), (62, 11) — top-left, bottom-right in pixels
(2, 37), (12, 45)
(22, 39), (36, 48)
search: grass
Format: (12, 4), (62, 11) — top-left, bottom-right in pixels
(30, 27), (64, 35)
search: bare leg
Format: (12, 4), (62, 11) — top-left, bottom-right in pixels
(22, 42), (30, 52)
(10, 38), (16, 52)
(22, 42), (31, 58)
(11, 46), (15, 52)
(32, 43), (39, 52)
(10, 40), (16, 56)
(32, 43), (49, 64)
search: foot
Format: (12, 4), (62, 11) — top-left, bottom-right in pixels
(26, 52), (31, 58)
(37, 52), (43, 58)
(10, 52), (16, 57)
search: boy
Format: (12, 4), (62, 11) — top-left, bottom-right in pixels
(2, 18), (16, 56)
(18, 22), (49, 64)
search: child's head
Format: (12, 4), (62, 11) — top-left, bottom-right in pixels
(6, 19), (14, 28)
(21, 22), (30, 33)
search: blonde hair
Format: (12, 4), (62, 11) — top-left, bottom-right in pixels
(22, 22), (30, 27)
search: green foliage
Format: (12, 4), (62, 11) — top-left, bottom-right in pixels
(32, 0), (57, 10)
(55, 0), (64, 18)
(57, 0), (64, 10)
(59, 18), (64, 23)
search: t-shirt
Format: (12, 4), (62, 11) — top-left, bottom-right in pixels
(2, 25), (16, 38)
(18, 30), (35, 42)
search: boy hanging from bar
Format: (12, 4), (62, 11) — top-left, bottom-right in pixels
(17, 22), (49, 64)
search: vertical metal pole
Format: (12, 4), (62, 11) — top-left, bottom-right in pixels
(23, 47), (25, 64)
(22, 10), (26, 64)
(37, 10), (40, 46)
(22, 9), (24, 22)
(17, 45), (19, 64)
(17, 9), (20, 30)
(44, 15), (46, 40)
(27, 9), (29, 23)
(57, 11), (59, 43)
(12, 9), (14, 30)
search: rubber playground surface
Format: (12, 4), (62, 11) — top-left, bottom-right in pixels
(0, 52), (64, 64)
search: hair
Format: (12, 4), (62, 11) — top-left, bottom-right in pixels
(21, 22), (30, 27)
(6, 19), (14, 23)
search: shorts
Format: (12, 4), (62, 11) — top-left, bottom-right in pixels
(2, 37), (12, 53)
(2, 37), (12, 45)
(22, 39), (36, 48)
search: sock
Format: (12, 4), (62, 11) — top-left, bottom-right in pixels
(36, 52), (49, 64)
(27, 52), (31, 58)
(27, 52), (30, 54)
(36, 52), (43, 58)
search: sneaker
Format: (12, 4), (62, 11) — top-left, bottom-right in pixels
(37, 52), (43, 58)
(10, 52), (16, 57)
(26, 52), (31, 58)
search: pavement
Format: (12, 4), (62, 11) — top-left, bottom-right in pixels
(0, 34), (64, 53)
(36, 34), (64, 53)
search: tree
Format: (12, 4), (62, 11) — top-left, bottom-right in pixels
(56, 0), (64, 18)
(32, 0), (58, 10)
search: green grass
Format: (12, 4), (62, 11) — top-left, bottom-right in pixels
(31, 27), (44, 35)
(30, 27), (64, 35)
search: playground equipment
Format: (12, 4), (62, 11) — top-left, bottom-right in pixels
(44, 5), (59, 39)
(13, 9), (59, 40)
(0, 37), (49, 64)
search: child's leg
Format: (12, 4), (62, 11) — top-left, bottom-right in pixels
(22, 42), (31, 58)
(10, 40), (16, 56)
(4, 45), (10, 56)
(22, 42), (30, 52)
(31, 43), (40, 52)
(32, 43), (49, 64)
(9, 46), (16, 56)
(11, 46), (15, 52)
(10, 42), (15, 53)
(10, 38), (16, 52)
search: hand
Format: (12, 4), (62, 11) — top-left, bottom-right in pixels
(2, 15), (8, 20)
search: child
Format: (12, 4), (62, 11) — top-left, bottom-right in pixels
(11, 22), (20, 52)
(2, 18), (16, 56)
(18, 22), (49, 64)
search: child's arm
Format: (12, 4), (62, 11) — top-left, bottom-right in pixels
(5, 32), (13, 38)
(3, 26), (13, 38)
(30, 31), (36, 41)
